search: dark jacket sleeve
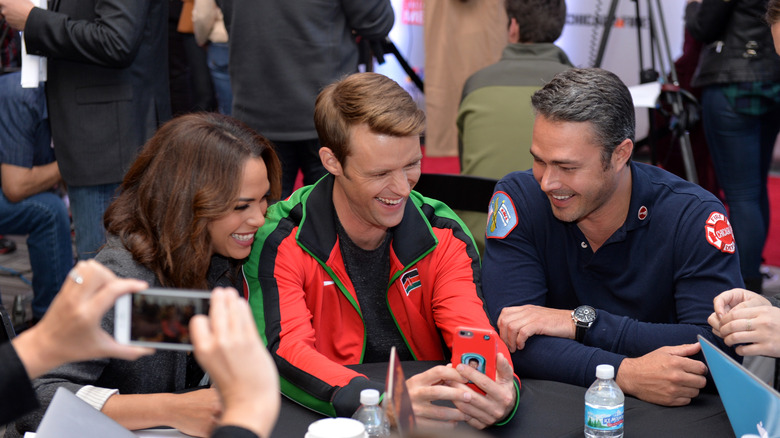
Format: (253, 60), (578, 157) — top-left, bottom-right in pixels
(343, 0), (395, 39)
(0, 342), (39, 426)
(684, 0), (736, 44)
(23, 0), (152, 67)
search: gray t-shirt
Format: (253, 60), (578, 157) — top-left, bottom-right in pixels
(336, 218), (413, 362)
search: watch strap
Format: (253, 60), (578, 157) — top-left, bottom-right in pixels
(574, 324), (587, 343)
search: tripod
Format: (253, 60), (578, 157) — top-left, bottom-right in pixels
(359, 37), (424, 94)
(594, 0), (698, 184)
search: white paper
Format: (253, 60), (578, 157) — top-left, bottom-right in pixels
(20, 0), (47, 88)
(628, 81), (661, 109)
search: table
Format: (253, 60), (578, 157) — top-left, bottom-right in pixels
(271, 361), (735, 438)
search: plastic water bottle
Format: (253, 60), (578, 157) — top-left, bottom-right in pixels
(584, 364), (624, 438)
(351, 389), (390, 438)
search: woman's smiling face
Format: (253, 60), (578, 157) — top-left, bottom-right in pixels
(208, 158), (270, 259)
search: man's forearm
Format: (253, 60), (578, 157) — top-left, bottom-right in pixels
(1, 162), (61, 202)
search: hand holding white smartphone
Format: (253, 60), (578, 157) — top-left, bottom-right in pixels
(114, 288), (212, 351)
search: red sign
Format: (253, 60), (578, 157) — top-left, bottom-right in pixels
(402, 0), (424, 26)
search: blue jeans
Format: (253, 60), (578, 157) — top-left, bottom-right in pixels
(0, 191), (73, 319)
(208, 42), (232, 116)
(68, 183), (120, 260)
(701, 86), (780, 287)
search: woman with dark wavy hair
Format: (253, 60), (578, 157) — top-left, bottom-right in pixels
(9, 112), (281, 438)
(104, 112), (281, 289)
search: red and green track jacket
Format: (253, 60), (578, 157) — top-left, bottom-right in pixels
(243, 175), (519, 418)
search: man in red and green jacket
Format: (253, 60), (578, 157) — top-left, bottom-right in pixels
(244, 72), (519, 428)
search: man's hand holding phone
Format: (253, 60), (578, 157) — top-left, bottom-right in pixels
(405, 327), (516, 429)
(450, 352), (516, 429)
(447, 327), (515, 428)
(450, 327), (498, 394)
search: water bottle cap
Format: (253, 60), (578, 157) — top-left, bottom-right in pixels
(360, 389), (380, 405)
(595, 364), (614, 380)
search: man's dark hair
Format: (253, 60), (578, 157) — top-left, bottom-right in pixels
(767, 0), (780, 25)
(505, 0), (566, 43)
(531, 68), (635, 168)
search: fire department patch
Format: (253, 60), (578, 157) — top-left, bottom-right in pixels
(400, 268), (421, 296)
(486, 191), (517, 239)
(705, 211), (735, 254)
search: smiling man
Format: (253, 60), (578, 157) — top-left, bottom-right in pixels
(481, 68), (743, 407)
(244, 72), (519, 429)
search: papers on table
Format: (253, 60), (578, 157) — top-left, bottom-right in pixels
(25, 387), (188, 438)
(31, 387), (134, 438)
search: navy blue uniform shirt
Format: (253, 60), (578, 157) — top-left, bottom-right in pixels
(482, 162), (743, 387)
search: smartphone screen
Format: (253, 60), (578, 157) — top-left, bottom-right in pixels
(115, 289), (211, 350)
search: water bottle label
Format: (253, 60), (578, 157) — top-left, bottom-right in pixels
(585, 404), (624, 431)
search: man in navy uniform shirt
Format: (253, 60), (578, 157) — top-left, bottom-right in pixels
(482, 68), (743, 407)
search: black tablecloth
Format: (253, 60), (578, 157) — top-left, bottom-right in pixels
(271, 361), (735, 438)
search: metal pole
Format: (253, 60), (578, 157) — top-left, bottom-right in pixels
(593, 0), (620, 68)
(651, 0), (698, 184)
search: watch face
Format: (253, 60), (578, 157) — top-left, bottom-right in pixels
(574, 306), (596, 323)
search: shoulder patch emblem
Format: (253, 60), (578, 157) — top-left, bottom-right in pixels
(486, 191), (518, 239)
(400, 268), (421, 296)
(705, 211), (735, 254)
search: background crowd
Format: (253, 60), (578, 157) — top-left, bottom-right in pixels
(0, 0), (780, 437)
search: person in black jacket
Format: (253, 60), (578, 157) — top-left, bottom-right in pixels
(685, 0), (780, 293)
(0, 0), (171, 261)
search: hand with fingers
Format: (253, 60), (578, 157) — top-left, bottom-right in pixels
(405, 364), (473, 429)
(615, 343), (708, 407)
(449, 352), (517, 429)
(12, 260), (153, 379)
(166, 388), (223, 437)
(190, 287), (281, 438)
(497, 304), (574, 352)
(709, 288), (780, 358)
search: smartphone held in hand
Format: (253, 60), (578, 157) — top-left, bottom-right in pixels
(451, 327), (498, 394)
(114, 288), (211, 351)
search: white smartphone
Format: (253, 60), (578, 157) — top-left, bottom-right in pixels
(114, 288), (211, 351)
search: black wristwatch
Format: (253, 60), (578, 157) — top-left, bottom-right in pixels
(571, 305), (597, 343)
